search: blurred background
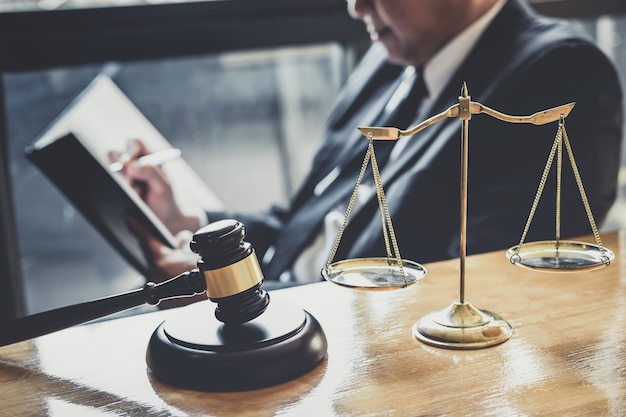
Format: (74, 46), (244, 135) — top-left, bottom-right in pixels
(1, 0), (625, 319)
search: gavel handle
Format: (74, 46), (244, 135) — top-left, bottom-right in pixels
(0, 269), (206, 347)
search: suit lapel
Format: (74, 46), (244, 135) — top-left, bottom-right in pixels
(326, 77), (404, 175)
(312, 48), (405, 185)
(326, 43), (395, 130)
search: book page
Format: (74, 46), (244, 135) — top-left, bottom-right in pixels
(33, 74), (223, 218)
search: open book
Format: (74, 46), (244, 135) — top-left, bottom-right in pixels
(26, 74), (221, 276)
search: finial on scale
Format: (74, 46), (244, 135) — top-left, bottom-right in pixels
(459, 82), (471, 120)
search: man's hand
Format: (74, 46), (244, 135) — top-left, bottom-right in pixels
(111, 139), (201, 235)
(141, 228), (208, 308)
(145, 230), (200, 280)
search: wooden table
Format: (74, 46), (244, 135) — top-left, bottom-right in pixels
(1, 231), (625, 416)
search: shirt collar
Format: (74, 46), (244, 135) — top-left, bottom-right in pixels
(423, 0), (506, 103)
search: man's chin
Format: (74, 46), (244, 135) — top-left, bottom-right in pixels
(377, 42), (416, 67)
(380, 45), (405, 65)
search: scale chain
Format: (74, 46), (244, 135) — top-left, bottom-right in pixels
(556, 119), (563, 245)
(369, 140), (406, 279)
(513, 118), (606, 261)
(561, 125), (605, 254)
(514, 122), (561, 255)
(324, 144), (372, 269)
(324, 139), (406, 284)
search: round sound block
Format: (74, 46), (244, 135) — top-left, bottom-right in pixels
(146, 298), (327, 391)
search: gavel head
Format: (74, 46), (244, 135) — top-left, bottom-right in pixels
(190, 219), (269, 324)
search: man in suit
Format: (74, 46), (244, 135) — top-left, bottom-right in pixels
(123, 0), (623, 287)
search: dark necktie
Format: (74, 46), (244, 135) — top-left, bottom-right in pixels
(264, 67), (428, 281)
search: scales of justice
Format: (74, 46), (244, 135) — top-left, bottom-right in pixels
(322, 82), (615, 349)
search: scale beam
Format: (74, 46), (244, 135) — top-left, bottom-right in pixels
(473, 101), (575, 125)
(357, 100), (576, 141)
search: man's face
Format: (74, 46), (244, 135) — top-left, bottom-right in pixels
(347, 0), (470, 67)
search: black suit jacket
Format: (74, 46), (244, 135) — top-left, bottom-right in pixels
(211, 0), (623, 282)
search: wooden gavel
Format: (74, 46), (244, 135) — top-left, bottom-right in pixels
(0, 219), (269, 347)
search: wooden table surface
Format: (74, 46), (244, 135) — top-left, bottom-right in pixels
(1, 231), (625, 416)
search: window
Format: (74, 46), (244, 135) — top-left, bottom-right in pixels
(4, 44), (349, 315)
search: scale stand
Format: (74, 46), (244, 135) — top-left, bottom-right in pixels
(350, 83), (613, 349)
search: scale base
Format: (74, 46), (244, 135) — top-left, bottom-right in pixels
(146, 298), (327, 391)
(412, 300), (512, 349)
